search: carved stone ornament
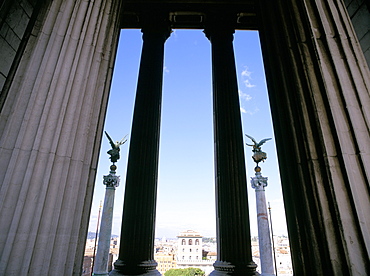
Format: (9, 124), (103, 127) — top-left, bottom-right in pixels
(103, 173), (120, 188)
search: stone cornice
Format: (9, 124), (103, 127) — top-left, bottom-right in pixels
(120, 1), (257, 30)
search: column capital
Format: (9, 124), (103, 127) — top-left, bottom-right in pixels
(251, 174), (268, 190)
(103, 172), (120, 188)
(204, 13), (236, 42)
(140, 13), (171, 42)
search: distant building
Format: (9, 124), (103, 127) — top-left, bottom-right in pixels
(251, 236), (293, 276)
(274, 236), (293, 275)
(155, 252), (177, 274)
(206, 251), (217, 261)
(83, 236), (120, 274)
(177, 230), (203, 261)
(82, 256), (92, 276)
(176, 230), (214, 275)
(154, 238), (178, 274)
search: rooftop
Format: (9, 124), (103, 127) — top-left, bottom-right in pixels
(177, 230), (203, 237)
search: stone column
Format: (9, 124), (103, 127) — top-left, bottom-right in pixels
(251, 169), (274, 276)
(0, 0), (122, 275)
(93, 165), (120, 275)
(257, 0), (370, 274)
(110, 14), (171, 276)
(205, 15), (258, 276)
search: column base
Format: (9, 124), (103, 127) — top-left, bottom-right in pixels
(109, 259), (161, 276)
(210, 261), (259, 276)
(109, 271), (160, 276)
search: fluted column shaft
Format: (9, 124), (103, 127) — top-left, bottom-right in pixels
(0, 0), (122, 275)
(111, 15), (170, 276)
(257, 0), (370, 274)
(205, 17), (257, 276)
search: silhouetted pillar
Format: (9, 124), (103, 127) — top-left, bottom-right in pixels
(257, 0), (370, 274)
(110, 15), (170, 276)
(0, 1), (122, 274)
(205, 16), (258, 276)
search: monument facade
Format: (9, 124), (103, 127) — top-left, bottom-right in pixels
(0, 1), (369, 275)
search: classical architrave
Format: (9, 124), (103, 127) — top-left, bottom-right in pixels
(0, 0), (122, 274)
(257, 0), (370, 274)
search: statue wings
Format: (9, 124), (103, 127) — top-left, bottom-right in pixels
(256, 138), (272, 147)
(105, 131), (127, 149)
(245, 134), (271, 149)
(105, 131), (116, 148)
(117, 134), (128, 146)
(245, 134), (257, 147)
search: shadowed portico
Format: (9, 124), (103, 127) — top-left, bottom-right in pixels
(0, 1), (369, 275)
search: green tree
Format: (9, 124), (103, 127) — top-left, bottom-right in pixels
(164, 267), (205, 276)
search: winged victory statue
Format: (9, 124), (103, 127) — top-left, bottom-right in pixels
(105, 131), (127, 163)
(245, 134), (271, 165)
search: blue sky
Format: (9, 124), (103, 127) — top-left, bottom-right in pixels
(88, 29), (288, 239)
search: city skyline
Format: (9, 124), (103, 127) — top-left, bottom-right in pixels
(88, 29), (288, 238)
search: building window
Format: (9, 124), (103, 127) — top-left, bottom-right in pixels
(182, 239), (186, 245)
(182, 248), (185, 252)
(189, 256), (191, 260)
(182, 256), (184, 259)
(190, 249), (192, 252)
(195, 239), (199, 245)
(196, 256), (198, 260)
(189, 239), (193, 245)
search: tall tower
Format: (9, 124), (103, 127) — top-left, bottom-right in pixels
(177, 230), (203, 261)
(246, 135), (275, 276)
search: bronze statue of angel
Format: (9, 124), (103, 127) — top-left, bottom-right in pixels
(105, 131), (127, 163)
(245, 134), (271, 164)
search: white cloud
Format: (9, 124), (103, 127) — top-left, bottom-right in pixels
(239, 90), (252, 101)
(245, 107), (260, 115)
(239, 90), (255, 115)
(241, 68), (252, 78)
(164, 66), (170, 74)
(244, 79), (255, 88)
(241, 67), (256, 88)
